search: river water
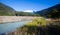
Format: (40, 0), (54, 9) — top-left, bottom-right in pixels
(0, 20), (32, 34)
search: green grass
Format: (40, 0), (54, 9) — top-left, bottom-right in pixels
(25, 17), (47, 26)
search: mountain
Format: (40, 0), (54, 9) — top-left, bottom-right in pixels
(35, 4), (60, 18)
(0, 3), (16, 16)
(15, 11), (40, 16)
(0, 3), (39, 16)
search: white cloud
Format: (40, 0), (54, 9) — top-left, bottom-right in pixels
(23, 10), (33, 12)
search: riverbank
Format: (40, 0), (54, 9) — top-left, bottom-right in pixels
(0, 16), (40, 23)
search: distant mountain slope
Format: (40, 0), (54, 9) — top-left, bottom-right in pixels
(35, 4), (60, 18)
(0, 3), (16, 16)
(15, 11), (40, 16)
(0, 3), (40, 16)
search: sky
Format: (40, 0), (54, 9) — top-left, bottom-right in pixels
(0, 0), (60, 12)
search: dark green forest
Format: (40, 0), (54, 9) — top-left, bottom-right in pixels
(35, 4), (60, 18)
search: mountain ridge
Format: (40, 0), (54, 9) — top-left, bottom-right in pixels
(35, 4), (60, 18)
(0, 3), (16, 16)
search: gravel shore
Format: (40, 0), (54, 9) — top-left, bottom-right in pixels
(0, 16), (39, 23)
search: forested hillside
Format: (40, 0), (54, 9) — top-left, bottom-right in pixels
(0, 3), (16, 16)
(35, 4), (60, 18)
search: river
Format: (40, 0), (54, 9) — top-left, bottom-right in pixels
(0, 20), (32, 34)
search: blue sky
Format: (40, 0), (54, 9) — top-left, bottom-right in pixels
(0, 0), (60, 11)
